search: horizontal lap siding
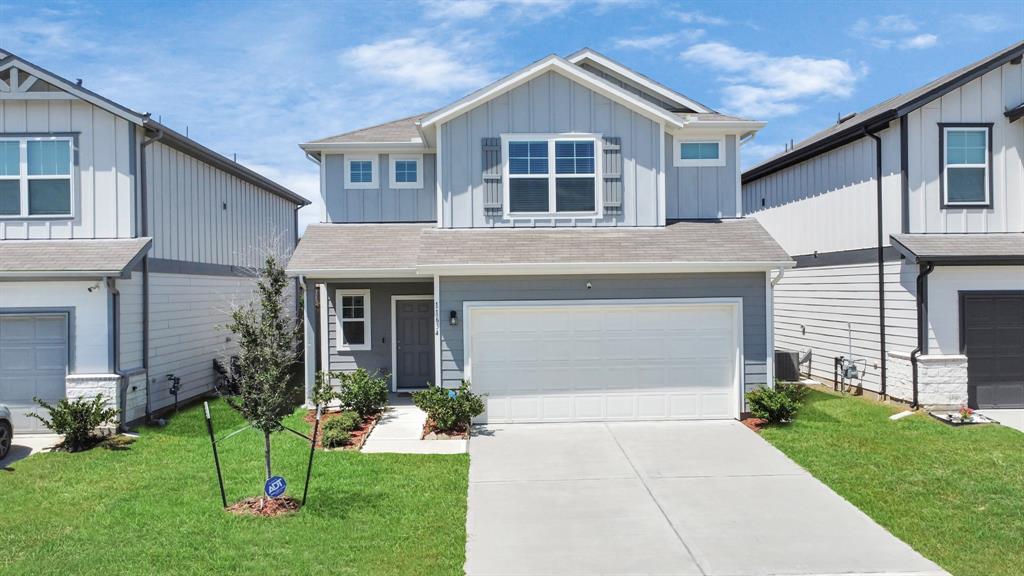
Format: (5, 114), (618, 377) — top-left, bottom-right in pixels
(773, 261), (917, 393)
(325, 282), (433, 376)
(441, 71), (662, 228)
(117, 272), (144, 370)
(146, 272), (259, 412)
(438, 273), (766, 392)
(0, 99), (134, 240)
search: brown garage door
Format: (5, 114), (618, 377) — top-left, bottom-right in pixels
(962, 292), (1024, 409)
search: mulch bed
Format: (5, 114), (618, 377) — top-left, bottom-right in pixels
(741, 417), (768, 433)
(421, 418), (469, 440)
(227, 496), (300, 517)
(304, 410), (380, 450)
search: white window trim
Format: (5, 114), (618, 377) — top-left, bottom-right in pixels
(672, 135), (726, 167)
(942, 126), (990, 207)
(344, 155), (378, 190)
(500, 133), (603, 218)
(336, 289), (371, 352)
(0, 135), (75, 219)
(389, 153), (423, 189)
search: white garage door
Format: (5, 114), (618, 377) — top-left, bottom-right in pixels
(466, 299), (741, 423)
(0, 314), (68, 433)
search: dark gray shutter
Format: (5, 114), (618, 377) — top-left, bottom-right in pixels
(482, 137), (502, 213)
(602, 136), (622, 211)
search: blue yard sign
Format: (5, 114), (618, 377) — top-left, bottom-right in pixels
(265, 475), (286, 498)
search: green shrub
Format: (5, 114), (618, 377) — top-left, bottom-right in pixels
(27, 394), (119, 452)
(746, 386), (800, 424)
(313, 370), (340, 407)
(412, 380), (486, 433)
(332, 410), (362, 432)
(320, 418), (352, 448)
(776, 381), (809, 404)
(338, 369), (389, 418)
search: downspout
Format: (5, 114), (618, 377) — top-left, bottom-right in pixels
(139, 123), (165, 422)
(865, 128), (888, 397)
(910, 262), (935, 408)
(106, 277), (127, 431)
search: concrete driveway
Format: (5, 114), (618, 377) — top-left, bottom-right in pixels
(466, 420), (947, 576)
(0, 434), (61, 470)
(979, 409), (1024, 433)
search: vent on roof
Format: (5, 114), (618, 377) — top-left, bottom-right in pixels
(837, 112), (856, 124)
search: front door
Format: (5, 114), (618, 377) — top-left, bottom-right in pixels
(395, 298), (434, 389)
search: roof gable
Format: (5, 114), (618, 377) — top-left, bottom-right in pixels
(567, 48), (713, 114)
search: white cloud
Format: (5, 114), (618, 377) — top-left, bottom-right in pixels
(957, 14), (1011, 32)
(902, 33), (938, 50)
(612, 31), (704, 50)
(741, 142), (786, 169)
(849, 15), (937, 50)
(424, 0), (494, 19)
(342, 37), (494, 93)
(424, 0), (639, 21)
(680, 42), (861, 118)
(672, 10), (728, 25)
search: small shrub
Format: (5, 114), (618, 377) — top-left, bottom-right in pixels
(746, 386), (799, 424)
(332, 410), (362, 432)
(27, 394), (119, 452)
(412, 380), (486, 433)
(101, 435), (136, 451)
(338, 369), (389, 418)
(776, 381), (809, 404)
(313, 370), (340, 407)
(320, 418), (352, 448)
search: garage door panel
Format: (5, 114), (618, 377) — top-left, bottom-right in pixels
(469, 301), (739, 423)
(0, 314), (69, 433)
(964, 293), (1024, 409)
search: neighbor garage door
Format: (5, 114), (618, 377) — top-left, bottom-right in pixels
(466, 300), (740, 423)
(0, 314), (69, 433)
(962, 292), (1024, 409)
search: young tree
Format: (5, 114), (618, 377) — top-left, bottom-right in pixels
(225, 254), (301, 485)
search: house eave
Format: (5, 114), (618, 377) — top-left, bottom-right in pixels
(415, 261), (795, 276)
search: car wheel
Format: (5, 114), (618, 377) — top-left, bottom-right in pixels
(0, 421), (11, 460)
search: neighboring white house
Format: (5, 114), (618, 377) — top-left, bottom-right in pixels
(289, 49), (793, 424)
(0, 51), (309, 432)
(743, 41), (1024, 409)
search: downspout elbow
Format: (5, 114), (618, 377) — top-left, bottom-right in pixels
(910, 262), (936, 409)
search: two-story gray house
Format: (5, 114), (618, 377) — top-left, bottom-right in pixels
(743, 41), (1024, 410)
(0, 51), (309, 432)
(289, 50), (792, 423)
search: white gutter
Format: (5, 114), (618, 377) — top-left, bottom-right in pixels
(417, 261), (796, 276)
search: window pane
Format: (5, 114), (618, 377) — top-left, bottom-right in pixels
(555, 140), (595, 175)
(509, 141), (547, 175)
(342, 321), (365, 346)
(699, 142), (720, 159)
(350, 161), (373, 183)
(27, 140), (70, 176)
(962, 130), (986, 148)
(0, 180), (19, 215)
(28, 180), (71, 215)
(556, 178), (595, 212)
(395, 160), (417, 183)
(947, 167), (986, 203)
(509, 178), (548, 212)
(681, 143), (701, 160)
(946, 129), (986, 165)
(0, 141), (19, 176)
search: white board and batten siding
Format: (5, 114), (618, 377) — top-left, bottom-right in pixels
(906, 60), (1024, 234)
(0, 99), (135, 240)
(144, 140), (297, 267)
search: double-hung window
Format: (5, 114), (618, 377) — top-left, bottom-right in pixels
(0, 136), (74, 218)
(505, 136), (599, 214)
(942, 125), (990, 206)
(336, 289), (371, 351)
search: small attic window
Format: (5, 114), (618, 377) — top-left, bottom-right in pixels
(344, 155), (378, 189)
(672, 135), (726, 168)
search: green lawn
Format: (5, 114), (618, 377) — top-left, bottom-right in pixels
(761, 389), (1024, 576)
(0, 400), (469, 576)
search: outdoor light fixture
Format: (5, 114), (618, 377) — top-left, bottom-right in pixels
(449, 310), (458, 326)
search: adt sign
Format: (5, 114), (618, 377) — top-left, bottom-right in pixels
(265, 475), (286, 498)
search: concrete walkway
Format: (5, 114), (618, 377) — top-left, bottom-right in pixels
(1, 434), (61, 469)
(361, 395), (466, 454)
(466, 420), (946, 576)
(980, 409), (1024, 433)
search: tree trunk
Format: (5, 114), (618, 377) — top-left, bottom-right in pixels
(264, 431), (272, 481)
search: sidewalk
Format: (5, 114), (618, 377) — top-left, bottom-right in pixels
(361, 394), (467, 454)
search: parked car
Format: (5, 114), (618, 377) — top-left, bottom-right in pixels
(0, 405), (12, 460)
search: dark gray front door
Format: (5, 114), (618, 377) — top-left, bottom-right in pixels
(962, 292), (1024, 409)
(395, 299), (434, 389)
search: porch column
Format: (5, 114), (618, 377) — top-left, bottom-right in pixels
(303, 277), (317, 406)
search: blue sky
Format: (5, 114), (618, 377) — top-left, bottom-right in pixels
(2, 0), (1021, 231)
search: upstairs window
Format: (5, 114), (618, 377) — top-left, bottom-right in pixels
(673, 136), (726, 167)
(389, 154), (423, 189)
(942, 125), (990, 206)
(505, 136), (599, 214)
(336, 289), (371, 351)
(0, 137), (73, 218)
(345, 155), (378, 189)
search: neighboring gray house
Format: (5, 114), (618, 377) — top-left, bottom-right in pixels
(743, 41), (1024, 409)
(0, 51), (309, 432)
(289, 49), (792, 423)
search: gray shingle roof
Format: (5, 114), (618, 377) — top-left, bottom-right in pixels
(287, 220), (791, 276)
(287, 223), (432, 274)
(745, 40), (1024, 182)
(891, 233), (1024, 264)
(0, 238), (152, 277)
(305, 113), (430, 145)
